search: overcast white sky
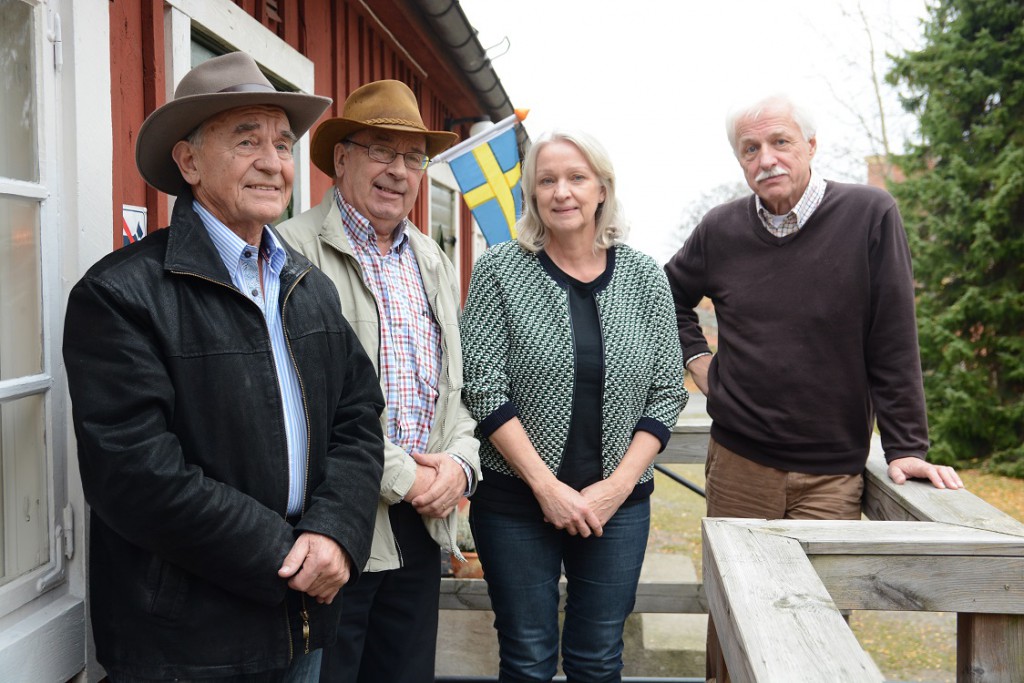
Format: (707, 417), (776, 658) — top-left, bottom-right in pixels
(458, 0), (930, 262)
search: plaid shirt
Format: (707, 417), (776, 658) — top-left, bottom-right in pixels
(756, 172), (827, 237)
(336, 189), (442, 455)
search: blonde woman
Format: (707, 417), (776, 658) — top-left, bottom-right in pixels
(461, 129), (686, 682)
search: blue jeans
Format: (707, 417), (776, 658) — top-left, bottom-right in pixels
(471, 499), (650, 683)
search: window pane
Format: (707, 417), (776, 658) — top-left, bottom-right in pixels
(431, 182), (457, 262)
(0, 0), (38, 182)
(0, 196), (42, 379)
(0, 393), (49, 587)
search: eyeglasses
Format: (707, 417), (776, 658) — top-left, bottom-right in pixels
(344, 140), (430, 171)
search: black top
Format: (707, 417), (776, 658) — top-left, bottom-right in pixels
(548, 254), (605, 489)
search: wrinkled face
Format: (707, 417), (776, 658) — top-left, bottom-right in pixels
(334, 129), (427, 237)
(172, 105), (296, 241)
(734, 107), (816, 215)
(533, 140), (606, 242)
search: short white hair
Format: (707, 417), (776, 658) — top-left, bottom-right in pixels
(725, 94), (817, 156)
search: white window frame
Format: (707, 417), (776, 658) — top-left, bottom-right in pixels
(164, 0), (317, 214)
(0, 0), (65, 618)
(0, 0), (90, 679)
(427, 163), (464, 286)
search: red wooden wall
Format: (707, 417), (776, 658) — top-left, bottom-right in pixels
(109, 0), (483, 279)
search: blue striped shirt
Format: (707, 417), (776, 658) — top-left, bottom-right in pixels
(194, 201), (308, 516)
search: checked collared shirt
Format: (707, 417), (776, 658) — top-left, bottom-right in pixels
(336, 189), (442, 456)
(756, 171), (827, 237)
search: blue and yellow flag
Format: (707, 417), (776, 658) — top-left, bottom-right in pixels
(432, 110), (528, 247)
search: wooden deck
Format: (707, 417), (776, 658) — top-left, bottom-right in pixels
(439, 424), (1024, 682)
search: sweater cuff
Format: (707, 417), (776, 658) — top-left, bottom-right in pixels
(883, 450), (928, 464)
(478, 401), (519, 438)
(634, 417), (672, 452)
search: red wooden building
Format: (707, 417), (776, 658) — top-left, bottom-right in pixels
(0, 1), (517, 679)
(111, 0), (518, 296)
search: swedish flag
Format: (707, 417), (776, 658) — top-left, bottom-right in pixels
(447, 126), (523, 246)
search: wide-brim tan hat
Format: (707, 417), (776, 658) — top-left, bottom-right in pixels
(136, 51), (332, 195)
(311, 79), (459, 177)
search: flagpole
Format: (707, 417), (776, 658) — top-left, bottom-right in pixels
(430, 108), (529, 165)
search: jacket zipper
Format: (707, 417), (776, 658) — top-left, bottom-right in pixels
(173, 265), (313, 659)
(300, 597), (311, 654)
(282, 270), (314, 657)
(281, 267), (314, 516)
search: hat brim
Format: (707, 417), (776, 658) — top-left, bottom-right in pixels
(136, 90), (332, 196)
(311, 118), (459, 177)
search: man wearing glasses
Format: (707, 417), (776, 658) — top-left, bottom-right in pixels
(278, 80), (481, 683)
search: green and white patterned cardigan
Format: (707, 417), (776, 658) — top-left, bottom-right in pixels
(460, 240), (687, 485)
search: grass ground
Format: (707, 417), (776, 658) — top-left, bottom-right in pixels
(648, 464), (1024, 683)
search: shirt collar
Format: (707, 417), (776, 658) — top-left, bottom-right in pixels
(193, 200), (287, 274)
(756, 171), (827, 229)
(334, 187), (410, 255)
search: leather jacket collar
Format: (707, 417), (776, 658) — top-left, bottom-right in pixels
(163, 187), (311, 292)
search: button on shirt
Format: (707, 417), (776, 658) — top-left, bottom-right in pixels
(195, 201), (308, 517)
(335, 189), (441, 456)
(756, 172), (827, 237)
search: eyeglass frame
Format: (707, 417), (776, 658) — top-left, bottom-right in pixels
(343, 139), (430, 171)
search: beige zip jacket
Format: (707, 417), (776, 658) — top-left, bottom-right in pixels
(278, 189), (481, 571)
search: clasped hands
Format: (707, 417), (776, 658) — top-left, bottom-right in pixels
(535, 477), (630, 538)
(405, 451), (468, 519)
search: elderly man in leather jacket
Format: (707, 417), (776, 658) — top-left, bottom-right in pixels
(63, 52), (385, 682)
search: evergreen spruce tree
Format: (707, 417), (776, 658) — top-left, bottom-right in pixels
(889, 1), (1024, 474)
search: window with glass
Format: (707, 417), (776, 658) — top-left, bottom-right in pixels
(431, 181), (458, 263)
(0, 0), (53, 600)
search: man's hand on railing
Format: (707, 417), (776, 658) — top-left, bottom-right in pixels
(887, 456), (965, 490)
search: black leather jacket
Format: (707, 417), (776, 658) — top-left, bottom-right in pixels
(63, 194), (385, 679)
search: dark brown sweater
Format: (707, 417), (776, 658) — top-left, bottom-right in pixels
(664, 181), (928, 475)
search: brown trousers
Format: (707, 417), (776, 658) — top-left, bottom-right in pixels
(703, 436), (863, 683)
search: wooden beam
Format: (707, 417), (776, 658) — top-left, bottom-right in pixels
(811, 555), (1024, 613)
(438, 577), (706, 615)
(702, 519), (884, 682)
(731, 519), (1024, 557)
(658, 424), (711, 464)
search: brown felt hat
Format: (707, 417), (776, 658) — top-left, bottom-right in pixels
(311, 80), (459, 177)
(136, 51), (332, 195)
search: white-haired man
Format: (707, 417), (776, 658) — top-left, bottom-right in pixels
(663, 94), (963, 683)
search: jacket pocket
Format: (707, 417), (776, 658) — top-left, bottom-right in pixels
(145, 554), (189, 620)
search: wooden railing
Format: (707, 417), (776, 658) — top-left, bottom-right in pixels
(705, 434), (1024, 682)
(440, 422), (1024, 682)
(439, 422), (710, 616)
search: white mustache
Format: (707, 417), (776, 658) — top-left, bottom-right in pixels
(756, 167), (789, 182)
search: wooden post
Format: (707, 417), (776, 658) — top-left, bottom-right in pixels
(957, 614), (1024, 683)
(702, 519), (884, 682)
